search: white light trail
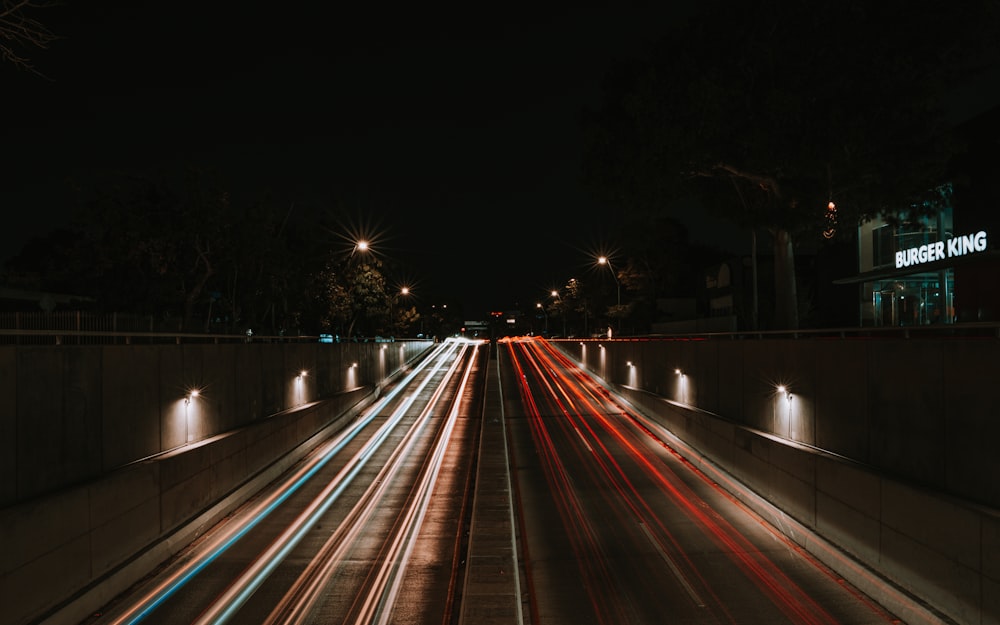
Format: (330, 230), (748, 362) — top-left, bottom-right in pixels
(105, 339), (462, 625)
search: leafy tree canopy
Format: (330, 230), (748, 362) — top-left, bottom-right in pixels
(583, 0), (1000, 328)
(586, 0), (1000, 234)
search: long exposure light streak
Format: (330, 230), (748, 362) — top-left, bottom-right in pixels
(535, 338), (841, 624)
(507, 337), (896, 625)
(363, 344), (479, 625)
(262, 343), (476, 625)
(104, 339), (463, 625)
(192, 341), (468, 625)
(526, 340), (863, 625)
(506, 340), (633, 625)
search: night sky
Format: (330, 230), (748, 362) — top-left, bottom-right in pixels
(2, 3), (752, 319)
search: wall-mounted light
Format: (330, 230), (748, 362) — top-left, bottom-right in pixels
(675, 368), (685, 377)
(298, 370), (308, 379)
(776, 385), (792, 402)
(185, 389), (200, 405)
(351, 362), (358, 368)
(627, 361), (633, 368)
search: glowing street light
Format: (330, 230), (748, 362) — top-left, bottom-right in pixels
(549, 289), (566, 336)
(598, 255), (622, 335)
(536, 302), (548, 334)
(597, 255), (621, 307)
(389, 286), (411, 335)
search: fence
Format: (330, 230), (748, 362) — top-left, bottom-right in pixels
(0, 312), (298, 345)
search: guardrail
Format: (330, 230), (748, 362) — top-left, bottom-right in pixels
(0, 329), (420, 346)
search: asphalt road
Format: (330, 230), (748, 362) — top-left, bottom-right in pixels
(83, 338), (487, 625)
(500, 336), (904, 625)
(78, 336), (914, 625)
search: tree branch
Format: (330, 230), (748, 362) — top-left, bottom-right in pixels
(0, 0), (60, 77)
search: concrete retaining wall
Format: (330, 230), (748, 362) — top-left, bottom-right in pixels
(569, 337), (1000, 510)
(0, 340), (432, 507)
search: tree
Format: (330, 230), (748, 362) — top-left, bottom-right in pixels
(1, 0), (59, 76)
(308, 254), (352, 335)
(65, 172), (230, 330)
(583, 0), (1000, 329)
(307, 250), (389, 338)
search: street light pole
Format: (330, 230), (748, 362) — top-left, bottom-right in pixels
(536, 302), (548, 335)
(389, 286), (410, 336)
(551, 289), (566, 337)
(598, 256), (620, 307)
(598, 255), (621, 334)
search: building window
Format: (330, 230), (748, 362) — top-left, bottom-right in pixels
(872, 225), (894, 268)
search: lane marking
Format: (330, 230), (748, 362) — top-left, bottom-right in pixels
(638, 521), (706, 608)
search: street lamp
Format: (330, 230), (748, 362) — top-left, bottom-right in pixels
(389, 286), (411, 336)
(597, 255), (620, 307)
(536, 302), (548, 335)
(550, 289), (566, 337)
(598, 255), (622, 335)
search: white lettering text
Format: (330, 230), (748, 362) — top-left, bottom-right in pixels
(895, 231), (988, 269)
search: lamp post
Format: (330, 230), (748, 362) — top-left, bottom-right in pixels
(597, 255), (620, 307)
(536, 302), (548, 335)
(344, 239), (372, 339)
(389, 286), (410, 336)
(598, 255), (621, 334)
(551, 289), (566, 337)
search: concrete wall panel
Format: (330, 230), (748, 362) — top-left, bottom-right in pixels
(768, 458), (816, 525)
(944, 340), (1000, 507)
(0, 348), (16, 505)
(0, 487), (88, 576)
(815, 456), (880, 518)
(158, 347), (185, 450)
(867, 341), (945, 486)
(814, 341), (869, 458)
(880, 524), (980, 625)
(985, 513), (1000, 590)
(102, 346), (160, 469)
(235, 344), (262, 422)
(815, 489), (880, 563)
(881, 480), (981, 570)
(17, 349), (66, 497)
(2, 533), (91, 625)
(90, 485), (160, 573)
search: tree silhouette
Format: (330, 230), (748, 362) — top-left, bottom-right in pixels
(0, 0), (59, 77)
(583, 0), (1000, 329)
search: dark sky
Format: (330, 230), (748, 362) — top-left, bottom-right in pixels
(1, 3), (751, 318)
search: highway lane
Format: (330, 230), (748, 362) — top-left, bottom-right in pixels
(83, 337), (487, 625)
(500, 336), (904, 625)
(76, 333), (918, 625)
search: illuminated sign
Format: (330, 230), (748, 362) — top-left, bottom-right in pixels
(895, 231), (988, 269)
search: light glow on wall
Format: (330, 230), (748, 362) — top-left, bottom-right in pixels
(774, 384), (797, 439)
(675, 369), (688, 404)
(184, 389), (201, 443)
(293, 371), (308, 406)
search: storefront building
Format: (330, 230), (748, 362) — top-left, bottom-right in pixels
(837, 202), (997, 326)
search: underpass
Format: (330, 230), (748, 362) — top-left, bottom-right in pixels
(2, 329), (995, 625)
